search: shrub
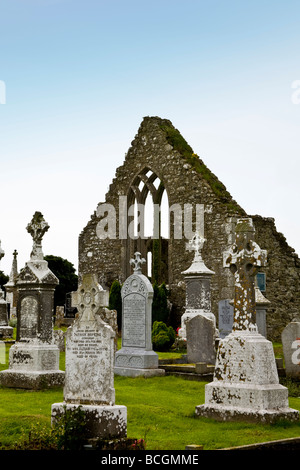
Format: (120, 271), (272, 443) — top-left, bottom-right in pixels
(109, 280), (122, 330)
(152, 282), (169, 324)
(152, 321), (175, 351)
(13, 405), (87, 450)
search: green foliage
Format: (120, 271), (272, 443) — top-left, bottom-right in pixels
(109, 280), (122, 330)
(152, 321), (175, 351)
(279, 378), (300, 397)
(12, 405), (86, 450)
(152, 282), (169, 324)
(54, 405), (87, 450)
(12, 422), (60, 450)
(0, 271), (9, 291)
(44, 255), (78, 309)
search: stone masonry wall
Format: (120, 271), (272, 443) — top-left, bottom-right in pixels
(252, 215), (300, 341)
(79, 117), (300, 340)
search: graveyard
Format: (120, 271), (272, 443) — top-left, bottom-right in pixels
(0, 210), (300, 452)
(1, 336), (300, 451)
(0, 119), (299, 452)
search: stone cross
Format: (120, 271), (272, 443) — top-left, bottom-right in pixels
(130, 252), (146, 274)
(186, 232), (206, 261)
(76, 273), (104, 322)
(223, 218), (267, 331)
(26, 211), (49, 261)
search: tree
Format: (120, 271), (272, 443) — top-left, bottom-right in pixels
(0, 271), (9, 292)
(44, 255), (78, 309)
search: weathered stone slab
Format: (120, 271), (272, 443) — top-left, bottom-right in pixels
(282, 322), (300, 379)
(186, 314), (216, 364)
(218, 299), (234, 339)
(52, 403), (127, 440)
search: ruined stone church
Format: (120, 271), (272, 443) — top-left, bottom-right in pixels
(79, 116), (300, 342)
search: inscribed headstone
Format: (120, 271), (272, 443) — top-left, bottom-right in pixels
(218, 300), (234, 338)
(114, 252), (164, 377)
(52, 273), (127, 440)
(186, 315), (216, 364)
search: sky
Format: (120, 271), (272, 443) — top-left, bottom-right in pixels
(0, 0), (300, 276)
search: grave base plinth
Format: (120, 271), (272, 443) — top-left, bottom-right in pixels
(114, 347), (165, 377)
(0, 341), (64, 389)
(114, 366), (165, 377)
(51, 403), (127, 439)
(195, 402), (299, 424)
(0, 326), (13, 338)
(0, 369), (65, 389)
(195, 330), (299, 423)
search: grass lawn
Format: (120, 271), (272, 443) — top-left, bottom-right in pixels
(1, 338), (300, 450)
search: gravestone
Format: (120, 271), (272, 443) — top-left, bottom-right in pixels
(0, 212), (64, 389)
(4, 249), (19, 320)
(0, 242), (13, 338)
(218, 299), (234, 338)
(195, 217), (299, 423)
(114, 252), (164, 377)
(51, 273), (127, 441)
(255, 277), (270, 338)
(178, 233), (216, 341)
(282, 322), (300, 379)
(186, 314), (216, 364)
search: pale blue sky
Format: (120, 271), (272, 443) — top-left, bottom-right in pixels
(0, 0), (300, 275)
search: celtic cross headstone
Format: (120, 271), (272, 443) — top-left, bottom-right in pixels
(196, 218), (299, 423)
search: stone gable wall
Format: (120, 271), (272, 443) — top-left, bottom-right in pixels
(79, 117), (300, 341)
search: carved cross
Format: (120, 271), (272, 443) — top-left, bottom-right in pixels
(26, 212), (49, 261)
(223, 218), (267, 332)
(186, 232), (206, 260)
(77, 273), (102, 322)
(130, 252), (146, 274)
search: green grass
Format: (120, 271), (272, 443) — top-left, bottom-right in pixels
(1, 339), (300, 450)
